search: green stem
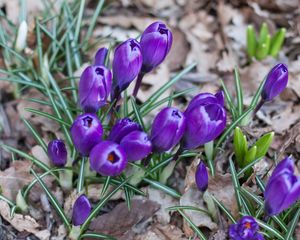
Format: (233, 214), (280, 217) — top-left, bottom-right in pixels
(204, 141), (215, 176)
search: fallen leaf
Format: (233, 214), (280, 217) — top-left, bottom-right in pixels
(0, 160), (33, 200)
(89, 199), (160, 239)
(135, 224), (185, 240)
(0, 200), (50, 239)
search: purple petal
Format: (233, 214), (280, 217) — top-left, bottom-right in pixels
(72, 194), (91, 226)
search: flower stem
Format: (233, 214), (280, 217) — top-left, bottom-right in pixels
(205, 141), (215, 177)
(253, 99), (265, 116)
(172, 145), (184, 162)
(133, 72), (145, 98)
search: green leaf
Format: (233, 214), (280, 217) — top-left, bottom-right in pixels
(256, 34), (271, 60)
(143, 178), (181, 198)
(284, 208), (300, 240)
(210, 194), (236, 223)
(233, 127), (248, 167)
(77, 157), (86, 193)
(246, 25), (257, 58)
(130, 97), (145, 130)
(220, 79), (237, 119)
(167, 205), (210, 216)
(177, 209), (207, 240)
(269, 28), (286, 57)
(229, 159), (244, 213)
(257, 220), (285, 240)
(234, 66), (244, 116)
(243, 145), (257, 168)
(79, 233), (116, 240)
(258, 23), (269, 46)
(31, 169), (71, 231)
(254, 132), (274, 159)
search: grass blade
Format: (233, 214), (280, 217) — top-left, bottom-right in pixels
(234, 67), (243, 116)
(143, 178), (181, 198)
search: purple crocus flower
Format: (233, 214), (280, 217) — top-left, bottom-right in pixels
(89, 141), (127, 176)
(264, 156), (300, 216)
(150, 107), (186, 153)
(140, 21), (173, 73)
(112, 39), (142, 94)
(94, 47), (108, 66)
(229, 216), (264, 240)
(261, 63), (288, 101)
(185, 91), (224, 115)
(120, 131), (152, 161)
(195, 161), (208, 192)
(108, 118), (142, 144)
(79, 65), (112, 113)
(72, 194), (91, 226)
(182, 92), (226, 150)
(70, 113), (103, 156)
(47, 139), (67, 167)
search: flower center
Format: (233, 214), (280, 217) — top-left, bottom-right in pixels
(172, 110), (182, 118)
(107, 151), (119, 163)
(158, 24), (168, 35)
(95, 67), (104, 76)
(83, 116), (93, 128)
(130, 40), (138, 51)
(245, 222), (251, 229)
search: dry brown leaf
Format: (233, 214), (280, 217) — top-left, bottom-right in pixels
(64, 190), (80, 219)
(0, 160), (33, 200)
(0, 200), (50, 239)
(87, 183), (124, 202)
(208, 173), (239, 218)
(180, 187), (218, 233)
(145, 187), (178, 224)
(89, 199), (160, 239)
(135, 224), (185, 240)
(31, 145), (51, 167)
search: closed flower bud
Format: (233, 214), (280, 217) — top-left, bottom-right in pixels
(108, 118), (142, 143)
(79, 65), (112, 113)
(185, 91), (224, 115)
(120, 131), (152, 161)
(72, 194), (91, 226)
(140, 22), (172, 73)
(90, 141), (127, 176)
(150, 107), (186, 153)
(229, 216), (264, 240)
(183, 102), (226, 150)
(94, 47), (108, 66)
(47, 139), (67, 167)
(261, 63), (288, 101)
(195, 161), (208, 192)
(112, 39), (142, 93)
(264, 156), (300, 216)
(70, 114), (103, 156)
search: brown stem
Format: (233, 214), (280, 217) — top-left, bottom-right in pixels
(132, 72), (145, 98)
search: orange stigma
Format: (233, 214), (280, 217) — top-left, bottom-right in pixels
(108, 153), (115, 162)
(245, 222), (251, 229)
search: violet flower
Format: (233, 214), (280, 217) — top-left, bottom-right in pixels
(264, 156), (300, 216)
(229, 216), (264, 240)
(195, 161), (208, 192)
(182, 92), (226, 150)
(120, 130), (152, 161)
(72, 194), (91, 226)
(89, 141), (127, 176)
(150, 107), (186, 153)
(140, 21), (173, 73)
(94, 47), (108, 66)
(47, 139), (67, 167)
(112, 39), (142, 98)
(108, 118), (142, 143)
(261, 63), (288, 102)
(70, 113), (103, 156)
(79, 65), (112, 113)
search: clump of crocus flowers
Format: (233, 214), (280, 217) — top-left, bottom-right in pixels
(41, 20), (298, 239)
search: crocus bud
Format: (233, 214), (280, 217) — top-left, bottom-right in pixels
(108, 118), (142, 143)
(140, 21), (173, 73)
(94, 47), (108, 66)
(183, 100), (226, 150)
(261, 63), (288, 101)
(185, 91), (224, 115)
(112, 39), (142, 93)
(47, 139), (67, 167)
(15, 20), (28, 52)
(79, 65), (112, 113)
(229, 216), (264, 240)
(90, 141), (127, 176)
(120, 131), (152, 161)
(195, 161), (208, 192)
(72, 194), (91, 226)
(264, 156), (300, 216)
(70, 113), (103, 156)
(150, 107), (186, 153)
